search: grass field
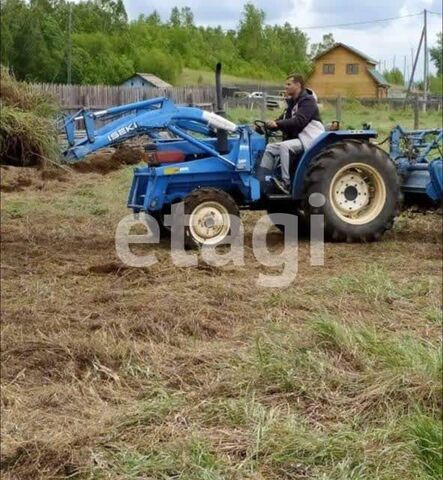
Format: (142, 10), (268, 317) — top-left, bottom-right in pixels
(177, 68), (281, 87)
(226, 101), (443, 140)
(1, 106), (442, 479)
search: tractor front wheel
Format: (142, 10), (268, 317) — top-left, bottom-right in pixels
(304, 140), (401, 242)
(184, 188), (240, 249)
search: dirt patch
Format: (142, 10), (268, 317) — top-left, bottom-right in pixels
(88, 261), (131, 275)
(72, 145), (144, 174)
(0, 144), (143, 192)
(0, 441), (82, 480)
(0, 165), (69, 192)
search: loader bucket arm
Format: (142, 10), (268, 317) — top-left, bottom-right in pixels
(62, 98), (238, 163)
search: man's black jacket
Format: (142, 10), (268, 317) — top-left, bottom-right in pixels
(275, 89), (322, 140)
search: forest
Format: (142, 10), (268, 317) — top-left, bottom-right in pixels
(0, 0), (312, 84)
(1, 0), (441, 91)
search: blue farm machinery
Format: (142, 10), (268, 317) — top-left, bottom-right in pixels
(63, 65), (442, 247)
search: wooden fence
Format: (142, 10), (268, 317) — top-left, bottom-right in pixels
(225, 95), (442, 111)
(32, 83), (216, 110)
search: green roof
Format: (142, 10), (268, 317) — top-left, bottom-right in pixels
(314, 42), (378, 65)
(368, 68), (390, 86)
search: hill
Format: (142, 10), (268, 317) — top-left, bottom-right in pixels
(177, 68), (282, 87)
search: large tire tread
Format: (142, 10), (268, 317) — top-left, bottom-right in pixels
(303, 140), (401, 242)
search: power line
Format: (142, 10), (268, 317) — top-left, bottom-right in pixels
(211, 11), (425, 34)
(298, 12), (422, 30)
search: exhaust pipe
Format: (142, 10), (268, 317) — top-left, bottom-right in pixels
(215, 62), (224, 116)
(214, 62), (229, 153)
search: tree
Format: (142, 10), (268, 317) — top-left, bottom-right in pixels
(7, 1), (65, 81)
(134, 47), (181, 83)
(383, 68), (404, 86)
(428, 74), (443, 95)
(310, 33), (335, 57)
(96, 0), (128, 28)
(180, 7), (194, 28)
(146, 10), (161, 25)
(266, 23), (309, 76)
(169, 7), (180, 27)
(237, 3), (265, 62)
(430, 32), (442, 75)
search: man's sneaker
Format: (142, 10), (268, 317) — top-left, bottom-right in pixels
(273, 178), (291, 195)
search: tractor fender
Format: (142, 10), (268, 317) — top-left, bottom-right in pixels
(291, 130), (377, 199)
(427, 160), (443, 202)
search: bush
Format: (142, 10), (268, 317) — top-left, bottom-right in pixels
(0, 67), (60, 166)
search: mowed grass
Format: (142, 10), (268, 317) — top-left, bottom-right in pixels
(1, 124), (442, 480)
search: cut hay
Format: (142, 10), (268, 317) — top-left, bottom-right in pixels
(72, 145), (144, 174)
(0, 67), (60, 167)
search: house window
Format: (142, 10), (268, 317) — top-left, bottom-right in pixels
(346, 64), (359, 75)
(323, 64), (335, 74)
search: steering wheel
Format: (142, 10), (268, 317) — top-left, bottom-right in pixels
(254, 120), (280, 143)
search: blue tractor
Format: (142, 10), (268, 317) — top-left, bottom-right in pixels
(63, 66), (442, 248)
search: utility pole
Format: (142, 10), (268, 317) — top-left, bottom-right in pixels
(393, 55), (396, 70)
(67, 2), (72, 85)
(406, 26), (425, 98)
(403, 55), (407, 86)
(423, 9), (428, 111)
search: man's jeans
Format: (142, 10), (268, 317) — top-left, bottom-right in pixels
(259, 138), (304, 183)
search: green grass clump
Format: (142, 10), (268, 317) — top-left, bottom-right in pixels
(92, 438), (229, 480)
(409, 414), (443, 479)
(0, 66), (60, 166)
(229, 314), (442, 478)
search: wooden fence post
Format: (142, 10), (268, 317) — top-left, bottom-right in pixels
(413, 95), (420, 129)
(336, 95), (342, 122)
(260, 93), (267, 121)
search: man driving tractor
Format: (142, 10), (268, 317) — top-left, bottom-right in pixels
(257, 74), (325, 194)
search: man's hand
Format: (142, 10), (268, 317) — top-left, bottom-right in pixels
(266, 120), (278, 129)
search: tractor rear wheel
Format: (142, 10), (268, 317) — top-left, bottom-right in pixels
(304, 140), (400, 242)
(183, 188), (240, 249)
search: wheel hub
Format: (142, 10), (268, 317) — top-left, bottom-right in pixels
(332, 173), (370, 213)
(189, 202), (230, 244)
(344, 185), (358, 201)
(329, 163), (387, 226)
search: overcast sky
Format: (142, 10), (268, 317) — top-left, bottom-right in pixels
(123, 0), (442, 78)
